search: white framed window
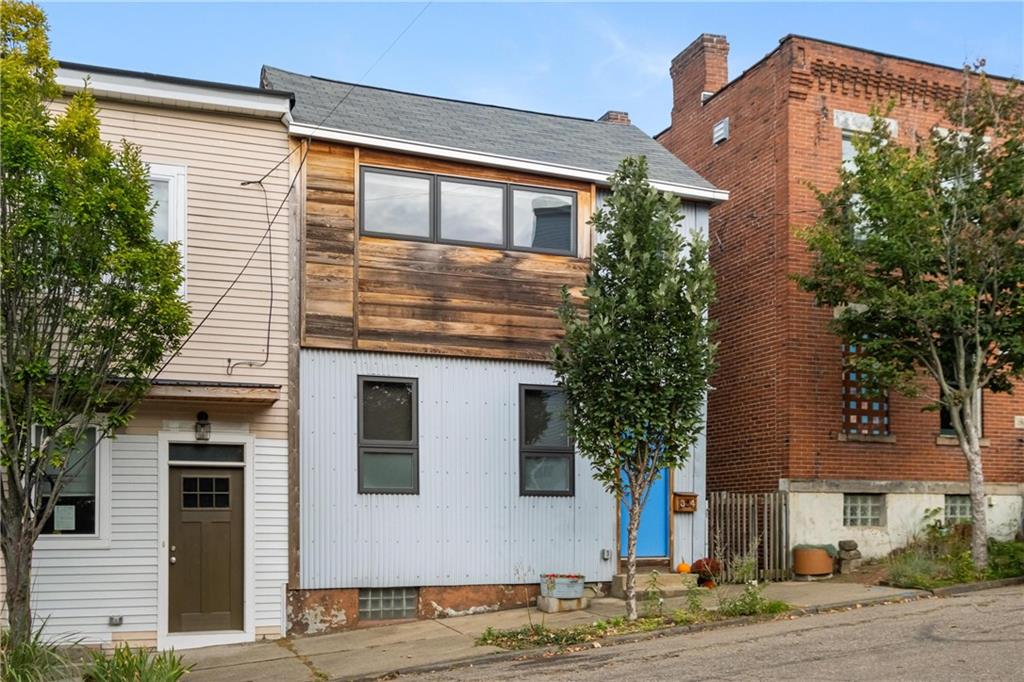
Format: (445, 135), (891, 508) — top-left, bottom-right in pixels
(35, 425), (112, 550)
(148, 163), (188, 294)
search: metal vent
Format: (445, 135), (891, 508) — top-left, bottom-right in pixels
(712, 117), (730, 145)
(358, 587), (418, 620)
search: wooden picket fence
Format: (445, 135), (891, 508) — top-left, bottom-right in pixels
(707, 491), (791, 582)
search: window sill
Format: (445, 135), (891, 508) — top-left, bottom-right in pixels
(837, 432), (896, 444)
(935, 435), (990, 448)
(35, 535), (111, 551)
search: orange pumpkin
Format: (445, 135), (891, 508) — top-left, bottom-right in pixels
(676, 561), (690, 574)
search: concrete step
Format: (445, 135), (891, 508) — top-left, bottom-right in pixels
(611, 571), (698, 599)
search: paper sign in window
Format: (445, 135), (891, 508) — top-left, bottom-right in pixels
(53, 505), (76, 531)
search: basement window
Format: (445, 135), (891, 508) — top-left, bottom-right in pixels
(358, 587), (418, 620)
(944, 495), (972, 524)
(843, 493), (885, 527)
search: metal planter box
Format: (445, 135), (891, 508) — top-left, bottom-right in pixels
(540, 574), (585, 599)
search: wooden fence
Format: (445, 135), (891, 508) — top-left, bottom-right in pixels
(707, 491), (791, 582)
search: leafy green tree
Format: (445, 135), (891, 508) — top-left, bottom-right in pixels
(797, 69), (1024, 570)
(554, 157), (716, 619)
(1, 1), (190, 645)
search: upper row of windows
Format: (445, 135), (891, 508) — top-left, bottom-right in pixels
(360, 167), (578, 256)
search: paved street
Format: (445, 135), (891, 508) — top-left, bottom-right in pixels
(404, 586), (1024, 681)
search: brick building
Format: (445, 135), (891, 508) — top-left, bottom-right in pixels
(658, 34), (1024, 558)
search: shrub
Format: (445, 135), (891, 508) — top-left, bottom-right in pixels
(0, 623), (77, 682)
(717, 583), (790, 618)
(82, 644), (191, 682)
(887, 548), (948, 589)
(689, 558), (721, 579)
(987, 539), (1024, 579)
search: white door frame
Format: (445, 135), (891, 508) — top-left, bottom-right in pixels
(157, 429), (255, 650)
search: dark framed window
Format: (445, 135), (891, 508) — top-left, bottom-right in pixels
(39, 427), (98, 536)
(841, 342), (889, 436)
(939, 384), (982, 437)
(359, 166), (577, 256)
(519, 385), (574, 496)
(358, 376), (418, 494)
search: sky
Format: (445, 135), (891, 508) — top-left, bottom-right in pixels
(43, 2), (1024, 136)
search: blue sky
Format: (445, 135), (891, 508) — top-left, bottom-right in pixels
(43, 2), (1023, 135)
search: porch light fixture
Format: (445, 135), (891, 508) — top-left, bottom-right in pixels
(195, 411), (211, 441)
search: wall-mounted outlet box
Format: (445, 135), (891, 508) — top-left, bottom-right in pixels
(108, 615), (123, 627)
(600, 548), (612, 561)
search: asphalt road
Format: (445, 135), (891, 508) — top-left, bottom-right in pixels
(402, 586), (1024, 681)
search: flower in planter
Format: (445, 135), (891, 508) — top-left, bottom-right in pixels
(689, 558), (721, 587)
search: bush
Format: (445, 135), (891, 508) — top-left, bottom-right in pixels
(886, 549), (949, 589)
(82, 644), (191, 682)
(0, 623), (77, 682)
(987, 539), (1024, 579)
(717, 583), (790, 618)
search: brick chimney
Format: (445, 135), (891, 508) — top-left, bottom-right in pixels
(598, 110), (631, 125)
(670, 33), (729, 112)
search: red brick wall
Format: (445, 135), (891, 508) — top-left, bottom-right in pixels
(660, 34), (1024, 492)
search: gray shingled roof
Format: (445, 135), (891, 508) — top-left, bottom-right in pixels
(262, 66), (718, 194)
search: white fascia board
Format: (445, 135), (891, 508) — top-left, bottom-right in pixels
(289, 122), (729, 203)
(57, 67), (291, 119)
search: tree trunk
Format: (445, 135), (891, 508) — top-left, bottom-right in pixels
(963, 442), (989, 571)
(624, 498), (643, 621)
(2, 520), (35, 646)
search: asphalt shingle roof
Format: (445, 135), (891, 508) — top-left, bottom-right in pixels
(262, 66), (718, 194)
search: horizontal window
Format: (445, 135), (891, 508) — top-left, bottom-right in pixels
(359, 587), (418, 620)
(358, 376), (418, 494)
(520, 385), (574, 496)
(843, 493), (884, 527)
(359, 166), (577, 255)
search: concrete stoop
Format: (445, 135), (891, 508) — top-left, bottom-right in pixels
(611, 571), (698, 599)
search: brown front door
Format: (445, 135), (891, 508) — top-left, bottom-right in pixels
(169, 467), (243, 632)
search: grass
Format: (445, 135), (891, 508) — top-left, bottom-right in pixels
(476, 582), (790, 651)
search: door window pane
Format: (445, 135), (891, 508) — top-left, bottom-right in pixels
(513, 189), (574, 253)
(523, 455), (572, 494)
(522, 388), (570, 448)
(439, 179), (504, 245)
(362, 170), (431, 238)
(149, 178), (170, 243)
(361, 380), (415, 443)
(40, 427), (97, 535)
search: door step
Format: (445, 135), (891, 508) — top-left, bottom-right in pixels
(610, 571), (698, 599)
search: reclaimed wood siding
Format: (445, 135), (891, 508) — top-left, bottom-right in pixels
(302, 144), (592, 362)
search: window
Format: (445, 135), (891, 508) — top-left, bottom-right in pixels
(359, 587), (418, 620)
(519, 386), (574, 496)
(148, 163), (187, 292)
(361, 169), (431, 239)
(358, 377), (418, 494)
(439, 178), (504, 245)
(182, 476), (231, 509)
(843, 493), (885, 527)
(841, 342), (889, 436)
(841, 132), (868, 241)
(944, 494), (972, 524)
(939, 384), (983, 437)
(359, 166), (577, 255)
(512, 187), (575, 254)
(39, 427), (98, 536)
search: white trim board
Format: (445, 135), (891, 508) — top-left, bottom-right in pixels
(288, 122), (730, 204)
(156, 430), (256, 650)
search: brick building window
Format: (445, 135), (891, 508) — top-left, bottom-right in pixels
(944, 494), (972, 524)
(843, 493), (885, 527)
(841, 342), (889, 436)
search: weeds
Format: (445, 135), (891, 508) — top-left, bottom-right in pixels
(82, 644), (191, 682)
(641, 569), (665, 617)
(1, 622), (78, 682)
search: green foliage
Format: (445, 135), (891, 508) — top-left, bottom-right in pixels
(554, 156), (715, 617)
(987, 539), (1024, 579)
(792, 543), (839, 558)
(82, 644), (191, 682)
(794, 69), (1024, 571)
(717, 584), (790, 619)
(641, 569), (665, 617)
(0, 623), (77, 682)
(1, 0), (191, 646)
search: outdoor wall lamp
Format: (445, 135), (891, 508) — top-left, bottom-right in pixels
(195, 411), (211, 441)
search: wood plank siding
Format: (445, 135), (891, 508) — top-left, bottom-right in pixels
(301, 142), (592, 362)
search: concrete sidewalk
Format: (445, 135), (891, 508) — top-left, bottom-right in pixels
(180, 581), (925, 682)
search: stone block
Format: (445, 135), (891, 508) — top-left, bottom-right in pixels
(838, 549), (862, 560)
(838, 540), (859, 551)
(537, 596), (591, 613)
(838, 558), (862, 575)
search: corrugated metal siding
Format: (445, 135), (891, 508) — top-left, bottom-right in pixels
(300, 350), (618, 589)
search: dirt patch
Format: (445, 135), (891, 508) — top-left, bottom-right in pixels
(827, 561), (888, 586)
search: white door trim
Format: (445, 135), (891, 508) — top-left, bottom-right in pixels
(157, 430), (256, 650)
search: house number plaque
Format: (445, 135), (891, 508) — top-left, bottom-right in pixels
(672, 492), (699, 514)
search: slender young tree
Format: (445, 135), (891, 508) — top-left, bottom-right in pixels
(1, 1), (190, 644)
(796, 68), (1023, 570)
(554, 156), (716, 620)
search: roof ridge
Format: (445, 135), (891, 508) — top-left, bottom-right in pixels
(262, 64), (609, 125)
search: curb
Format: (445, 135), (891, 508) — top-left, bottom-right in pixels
(333, 592), (932, 681)
(928, 575), (1024, 597)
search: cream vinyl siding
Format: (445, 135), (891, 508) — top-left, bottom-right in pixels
(52, 98), (292, 439)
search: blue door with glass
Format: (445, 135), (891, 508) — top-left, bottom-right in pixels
(620, 469), (670, 557)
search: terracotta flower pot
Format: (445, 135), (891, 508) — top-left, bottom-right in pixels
(792, 547), (834, 576)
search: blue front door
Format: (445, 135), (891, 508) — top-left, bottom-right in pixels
(620, 469), (670, 558)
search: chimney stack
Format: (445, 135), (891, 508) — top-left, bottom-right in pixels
(598, 110), (631, 125)
(670, 33), (729, 112)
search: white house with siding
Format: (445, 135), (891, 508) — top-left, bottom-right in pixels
(0, 64), (294, 650)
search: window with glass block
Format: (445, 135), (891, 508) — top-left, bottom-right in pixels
(358, 587), (418, 620)
(944, 494), (972, 524)
(843, 493), (885, 527)
(841, 342), (890, 436)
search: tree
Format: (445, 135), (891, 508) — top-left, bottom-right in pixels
(796, 68), (1024, 571)
(1, 1), (191, 645)
(554, 156), (716, 620)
